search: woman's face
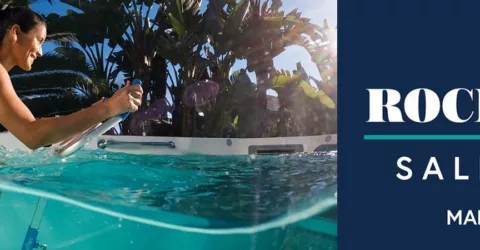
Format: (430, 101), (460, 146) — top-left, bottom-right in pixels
(11, 23), (46, 71)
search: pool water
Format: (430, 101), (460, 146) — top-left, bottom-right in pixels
(0, 147), (337, 250)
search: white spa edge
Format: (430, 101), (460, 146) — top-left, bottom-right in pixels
(0, 132), (337, 155)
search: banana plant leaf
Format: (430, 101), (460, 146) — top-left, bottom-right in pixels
(164, 0), (202, 36)
(270, 66), (336, 109)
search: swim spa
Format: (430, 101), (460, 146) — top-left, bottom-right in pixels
(0, 132), (337, 250)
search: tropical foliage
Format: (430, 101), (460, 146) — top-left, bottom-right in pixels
(0, 0), (337, 138)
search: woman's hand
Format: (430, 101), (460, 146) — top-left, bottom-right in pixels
(103, 80), (143, 117)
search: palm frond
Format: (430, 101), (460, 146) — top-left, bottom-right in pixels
(46, 32), (78, 48)
(10, 51), (93, 77)
(70, 79), (110, 101)
(17, 87), (70, 96)
(11, 69), (93, 91)
(11, 69), (109, 107)
(20, 93), (88, 118)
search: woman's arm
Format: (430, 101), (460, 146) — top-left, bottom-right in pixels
(0, 68), (142, 150)
(56, 98), (107, 146)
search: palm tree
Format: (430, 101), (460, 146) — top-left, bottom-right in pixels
(158, 0), (337, 137)
(50, 1), (129, 90)
(156, 0), (264, 137)
(57, 0), (190, 135)
(153, 0), (206, 136)
(269, 62), (336, 135)
(190, 0), (331, 137)
(300, 19), (337, 106)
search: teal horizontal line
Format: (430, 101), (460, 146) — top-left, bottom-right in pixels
(364, 134), (480, 140)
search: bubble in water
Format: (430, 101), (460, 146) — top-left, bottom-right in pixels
(118, 218), (123, 222)
(183, 80), (220, 107)
(130, 240), (134, 244)
(266, 95), (280, 112)
(118, 224), (122, 228)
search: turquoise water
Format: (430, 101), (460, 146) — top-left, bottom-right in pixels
(0, 147), (337, 249)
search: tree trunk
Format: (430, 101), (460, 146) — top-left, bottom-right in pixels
(254, 70), (269, 138)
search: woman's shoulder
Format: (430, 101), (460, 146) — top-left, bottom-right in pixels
(0, 64), (9, 82)
(0, 64), (12, 90)
(0, 64), (8, 76)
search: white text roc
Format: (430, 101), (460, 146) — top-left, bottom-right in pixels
(367, 88), (480, 123)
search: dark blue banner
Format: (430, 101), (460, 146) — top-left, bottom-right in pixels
(339, 0), (480, 249)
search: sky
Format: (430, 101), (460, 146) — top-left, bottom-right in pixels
(30, 0), (337, 99)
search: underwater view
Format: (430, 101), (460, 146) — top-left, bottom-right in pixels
(0, 148), (337, 249)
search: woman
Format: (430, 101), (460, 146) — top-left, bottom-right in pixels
(0, 6), (143, 150)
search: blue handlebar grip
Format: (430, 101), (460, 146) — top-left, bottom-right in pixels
(131, 79), (142, 86)
(103, 79), (143, 121)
